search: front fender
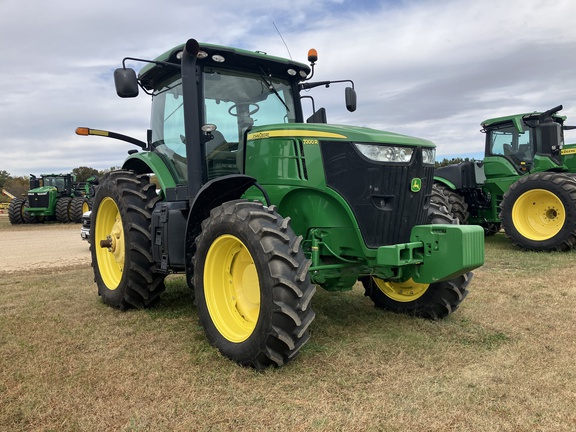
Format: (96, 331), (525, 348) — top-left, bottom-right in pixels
(122, 152), (178, 192)
(184, 175), (261, 284)
(433, 176), (457, 190)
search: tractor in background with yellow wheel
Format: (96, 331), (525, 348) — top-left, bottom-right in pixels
(434, 105), (576, 251)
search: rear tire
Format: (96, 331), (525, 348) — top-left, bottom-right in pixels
(91, 170), (165, 309)
(500, 172), (576, 251)
(362, 199), (471, 319)
(193, 200), (316, 369)
(56, 197), (72, 223)
(8, 198), (26, 224)
(70, 196), (87, 223)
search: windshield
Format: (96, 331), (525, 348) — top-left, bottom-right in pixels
(203, 67), (296, 142)
(488, 124), (533, 164)
(43, 177), (66, 191)
(150, 68), (297, 184)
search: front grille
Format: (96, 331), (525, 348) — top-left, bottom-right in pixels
(82, 214), (91, 229)
(28, 193), (49, 208)
(321, 141), (433, 248)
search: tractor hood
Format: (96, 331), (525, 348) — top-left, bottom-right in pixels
(247, 123), (436, 148)
(28, 186), (57, 195)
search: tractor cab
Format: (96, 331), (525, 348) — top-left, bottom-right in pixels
(482, 105), (567, 176)
(37, 174), (75, 196)
(147, 64), (301, 183)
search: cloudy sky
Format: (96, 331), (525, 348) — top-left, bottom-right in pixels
(2, 0), (576, 177)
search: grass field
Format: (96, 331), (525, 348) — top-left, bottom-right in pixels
(1, 216), (576, 431)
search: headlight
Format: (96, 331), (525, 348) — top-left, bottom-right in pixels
(354, 144), (414, 163)
(422, 148), (436, 165)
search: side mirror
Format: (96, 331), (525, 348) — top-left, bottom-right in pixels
(345, 87), (357, 112)
(114, 68), (139, 98)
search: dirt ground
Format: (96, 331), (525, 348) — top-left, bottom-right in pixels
(0, 214), (91, 273)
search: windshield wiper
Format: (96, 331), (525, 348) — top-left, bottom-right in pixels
(259, 67), (290, 112)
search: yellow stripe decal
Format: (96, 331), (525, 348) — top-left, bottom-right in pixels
(247, 130), (347, 140)
(90, 129), (109, 137)
(561, 148), (576, 155)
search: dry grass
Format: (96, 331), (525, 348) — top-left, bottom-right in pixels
(1, 221), (576, 431)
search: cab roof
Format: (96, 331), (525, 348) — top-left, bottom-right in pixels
(138, 41), (311, 91)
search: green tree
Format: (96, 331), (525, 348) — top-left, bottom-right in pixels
(72, 166), (100, 183)
(435, 157), (471, 167)
(2, 176), (29, 198)
(0, 170), (10, 189)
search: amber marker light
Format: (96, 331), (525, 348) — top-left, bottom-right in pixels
(308, 48), (318, 64)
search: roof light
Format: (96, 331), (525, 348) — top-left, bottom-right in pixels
(299, 70), (308, 78)
(308, 48), (318, 64)
(197, 50), (208, 59)
(176, 50), (183, 60)
(212, 54), (225, 63)
(287, 68), (297, 76)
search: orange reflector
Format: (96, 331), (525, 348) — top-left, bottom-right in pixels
(76, 127), (89, 136)
(308, 48), (318, 63)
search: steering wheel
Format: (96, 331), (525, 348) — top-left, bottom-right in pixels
(228, 103), (259, 116)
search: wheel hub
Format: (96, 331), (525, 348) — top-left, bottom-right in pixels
(95, 197), (125, 289)
(512, 188), (565, 240)
(204, 234), (260, 343)
(374, 277), (429, 302)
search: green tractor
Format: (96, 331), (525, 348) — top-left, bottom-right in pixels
(9, 173), (91, 224)
(433, 105), (576, 251)
(78, 38), (484, 369)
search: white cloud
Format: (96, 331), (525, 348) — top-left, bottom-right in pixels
(2, 0), (576, 175)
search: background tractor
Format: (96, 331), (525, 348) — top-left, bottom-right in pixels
(9, 173), (94, 224)
(433, 105), (576, 251)
(78, 38), (484, 369)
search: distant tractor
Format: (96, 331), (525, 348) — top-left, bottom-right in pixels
(433, 105), (576, 251)
(78, 38), (484, 369)
(9, 173), (94, 224)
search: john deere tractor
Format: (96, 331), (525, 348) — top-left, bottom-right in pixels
(78, 38), (484, 369)
(9, 173), (91, 224)
(434, 105), (576, 251)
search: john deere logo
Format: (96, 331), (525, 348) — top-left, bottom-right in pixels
(411, 178), (422, 192)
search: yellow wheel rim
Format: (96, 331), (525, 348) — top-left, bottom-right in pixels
(374, 277), (429, 302)
(95, 197), (125, 290)
(512, 189), (565, 241)
(82, 200), (90, 213)
(204, 235), (260, 343)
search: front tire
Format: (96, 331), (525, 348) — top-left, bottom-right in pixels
(362, 198), (471, 319)
(432, 182), (469, 224)
(361, 272), (472, 319)
(91, 170), (165, 309)
(193, 200), (316, 369)
(8, 198), (26, 224)
(500, 172), (576, 251)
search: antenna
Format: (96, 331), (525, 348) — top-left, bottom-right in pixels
(273, 22), (292, 59)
